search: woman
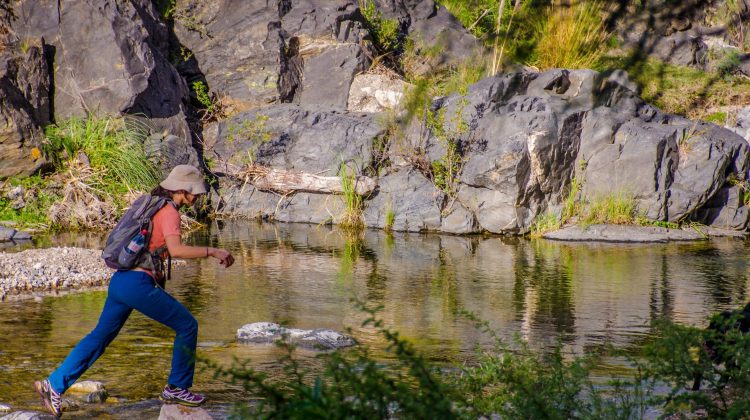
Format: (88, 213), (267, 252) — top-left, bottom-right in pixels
(35, 165), (235, 417)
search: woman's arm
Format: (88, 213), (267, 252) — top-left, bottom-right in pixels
(164, 234), (235, 267)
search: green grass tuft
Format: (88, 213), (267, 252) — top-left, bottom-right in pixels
(338, 164), (365, 230)
(533, 0), (608, 70)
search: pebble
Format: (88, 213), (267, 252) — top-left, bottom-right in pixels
(0, 247), (113, 299)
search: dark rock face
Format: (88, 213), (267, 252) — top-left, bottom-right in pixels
(174, 0), (372, 111)
(363, 168), (445, 232)
(204, 104), (383, 175)
(0, 41), (50, 178)
(13, 0), (189, 121)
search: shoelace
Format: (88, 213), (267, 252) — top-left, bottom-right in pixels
(49, 387), (62, 409)
(171, 388), (200, 401)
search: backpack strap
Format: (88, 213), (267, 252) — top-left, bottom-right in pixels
(134, 198), (177, 288)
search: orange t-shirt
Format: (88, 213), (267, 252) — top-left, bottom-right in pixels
(149, 203), (181, 253)
(136, 203), (180, 279)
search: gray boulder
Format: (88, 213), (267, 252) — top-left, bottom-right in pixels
(204, 104), (383, 176)
(363, 168), (445, 232)
(0, 40), (49, 178)
(237, 322), (356, 350)
(13, 0), (190, 121)
(691, 185), (750, 230)
(174, 0), (371, 111)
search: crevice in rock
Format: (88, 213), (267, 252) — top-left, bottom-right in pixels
(278, 35), (302, 103)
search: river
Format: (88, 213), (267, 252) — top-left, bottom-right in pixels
(1, 221), (749, 417)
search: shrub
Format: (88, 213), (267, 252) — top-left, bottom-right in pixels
(40, 115), (160, 229)
(205, 302), (462, 419)
(598, 56), (750, 120)
(359, 0), (402, 54)
(580, 194), (636, 226)
(533, 0), (608, 70)
(338, 164), (365, 230)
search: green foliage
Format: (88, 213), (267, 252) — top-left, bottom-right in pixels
(425, 106), (466, 198)
(43, 116), (159, 193)
(599, 56), (750, 120)
(530, 210), (560, 237)
(640, 317), (750, 418)
(209, 302), (750, 419)
(561, 176), (581, 224)
(716, 49), (742, 77)
(533, 0), (608, 70)
(226, 115), (271, 146)
(154, 0), (176, 19)
(205, 302), (462, 418)
(191, 80), (217, 116)
(339, 164), (365, 230)
(704, 111), (727, 125)
(359, 0), (402, 54)
(580, 194), (636, 227)
(0, 175), (59, 229)
(384, 207), (395, 232)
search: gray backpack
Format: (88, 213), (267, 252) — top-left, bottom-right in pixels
(101, 195), (172, 272)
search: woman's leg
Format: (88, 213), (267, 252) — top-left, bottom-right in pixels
(48, 271), (134, 394)
(114, 273), (198, 389)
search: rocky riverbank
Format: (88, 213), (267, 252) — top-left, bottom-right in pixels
(0, 247), (112, 301)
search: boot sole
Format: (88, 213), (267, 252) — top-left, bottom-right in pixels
(34, 381), (62, 418)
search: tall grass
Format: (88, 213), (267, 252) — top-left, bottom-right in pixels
(44, 116), (159, 192)
(580, 194), (636, 226)
(533, 0), (608, 70)
(338, 164), (365, 230)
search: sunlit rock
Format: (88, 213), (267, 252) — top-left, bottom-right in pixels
(237, 322), (356, 350)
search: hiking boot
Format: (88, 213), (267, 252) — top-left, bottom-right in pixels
(159, 385), (206, 406)
(34, 379), (63, 418)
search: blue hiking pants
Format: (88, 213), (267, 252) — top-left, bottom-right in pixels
(48, 270), (198, 394)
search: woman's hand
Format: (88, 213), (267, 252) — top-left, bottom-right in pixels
(209, 248), (235, 268)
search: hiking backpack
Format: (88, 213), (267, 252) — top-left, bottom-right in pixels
(101, 195), (172, 271)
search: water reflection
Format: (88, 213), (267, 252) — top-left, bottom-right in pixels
(1, 222), (749, 411)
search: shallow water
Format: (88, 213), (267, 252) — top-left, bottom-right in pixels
(1, 222), (749, 416)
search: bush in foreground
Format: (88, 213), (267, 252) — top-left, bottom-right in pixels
(206, 303), (750, 419)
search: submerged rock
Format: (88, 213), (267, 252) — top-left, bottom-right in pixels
(237, 322), (356, 350)
(542, 224), (706, 243)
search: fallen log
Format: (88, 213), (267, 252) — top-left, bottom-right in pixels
(226, 163), (377, 196)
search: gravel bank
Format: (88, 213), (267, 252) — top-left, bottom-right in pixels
(0, 247), (113, 300)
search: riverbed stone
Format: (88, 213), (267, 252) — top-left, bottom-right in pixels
(237, 322), (356, 350)
(542, 224), (706, 243)
(0, 412), (55, 420)
(68, 380), (106, 394)
(158, 404), (213, 420)
(0, 404), (11, 413)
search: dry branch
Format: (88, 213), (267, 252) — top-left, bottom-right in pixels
(226, 163), (377, 196)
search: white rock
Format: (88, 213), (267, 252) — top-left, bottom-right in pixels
(67, 380), (105, 393)
(0, 403), (12, 412)
(158, 404), (214, 420)
(347, 73), (411, 113)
